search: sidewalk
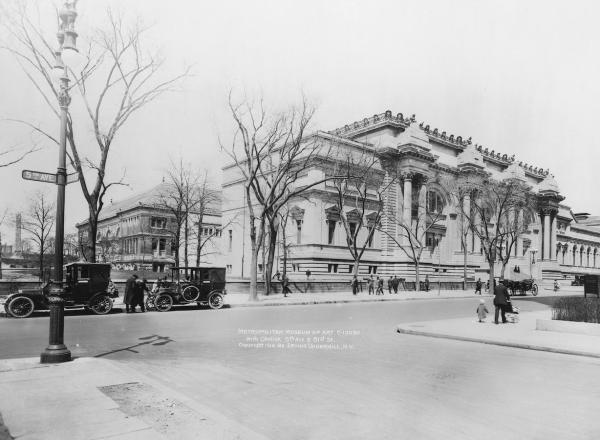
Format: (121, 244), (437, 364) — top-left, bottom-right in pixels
(396, 308), (600, 359)
(0, 357), (269, 440)
(223, 286), (583, 308)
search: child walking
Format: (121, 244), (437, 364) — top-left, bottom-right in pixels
(476, 299), (489, 323)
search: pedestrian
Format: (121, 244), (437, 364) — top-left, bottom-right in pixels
(475, 278), (482, 295)
(476, 299), (489, 323)
(132, 278), (149, 312)
(376, 276), (384, 295)
(493, 279), (510, 324)
(424, 275), (430, 292)
(554, 279), (560, 292)
(387, 276), (393, 294)
(281, 273), (291, 297)
(124, 273), (138, 313)
(351, 275), (359, 295)
(367, 275), (374, 295)
(393, 275), (399, 294)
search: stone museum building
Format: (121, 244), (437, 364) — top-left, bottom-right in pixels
(222, 110), (600, 287)
(76, 183), (223, 272)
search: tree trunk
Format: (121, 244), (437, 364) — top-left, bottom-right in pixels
(39, 251), (44, 282)
(353, 260), (360, 276)
(0, 233), (3, 279)
(249, 237), (259, 302)
(265, 221), (278, 295)
(88, 218), (98, 263)
(463, 244), (468, 290)
(500, 261), (507, 280)
(415, 260), (421, 291)
(184, 215), (189, 274)
(195, 213), (204, 267)
(489, 261), (495, 293)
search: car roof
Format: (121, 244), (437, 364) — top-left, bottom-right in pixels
(171, 266), (226, 270)
(65, 262), (111, 268)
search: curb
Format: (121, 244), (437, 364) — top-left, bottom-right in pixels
(395, 327), (600, 359)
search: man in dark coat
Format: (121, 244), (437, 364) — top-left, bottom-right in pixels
(124, 274), (138, 313)
(493, 279), (510, 324)
(132, 278), (149, 312)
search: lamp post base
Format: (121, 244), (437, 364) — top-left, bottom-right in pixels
(40, 283), (71, 364)
(40, 345), (72, 363)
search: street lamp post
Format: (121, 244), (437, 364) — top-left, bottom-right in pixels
(40, 1), (79, 364)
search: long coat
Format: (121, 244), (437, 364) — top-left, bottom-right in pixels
(124, 276), (137, 306)
(493, 283), (510, 306)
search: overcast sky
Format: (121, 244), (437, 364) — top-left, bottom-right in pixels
(1, 0), (599, 244)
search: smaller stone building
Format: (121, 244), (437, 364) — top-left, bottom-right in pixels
(76, 183), (223, 272)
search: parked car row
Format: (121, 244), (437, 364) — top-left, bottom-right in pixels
(0, 263), (227, 318)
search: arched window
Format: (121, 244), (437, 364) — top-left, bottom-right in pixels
(427, 190), (445, 215)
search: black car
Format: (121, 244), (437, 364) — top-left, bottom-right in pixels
(1, 263), (119, 318)
(146, 266), (227, 312)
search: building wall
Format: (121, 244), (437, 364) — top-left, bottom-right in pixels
(222, 111), (600, 284)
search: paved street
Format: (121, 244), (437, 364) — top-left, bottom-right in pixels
(2, 298), (599, 439)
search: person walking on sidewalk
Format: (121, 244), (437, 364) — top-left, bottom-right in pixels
(132, 278), (149, 312)
(424, 275), (430, 292)
(493, 279), (510, 324)
(367, 275), (374, 295)
(475, 278), (482, 295)
(124, 273), (138, 313)
(392, 275), (399, 293)
(376, 276), (384, 295)
(476, 299), (489, 323)
(281, 274), (291, 297)
(351, 275), (359, 295)
(387, 276), (393, 294)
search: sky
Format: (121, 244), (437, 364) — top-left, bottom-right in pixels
(1, 0), (600, 245)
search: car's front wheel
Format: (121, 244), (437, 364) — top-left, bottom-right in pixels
(155, 294), (173, 312)
(7, 296), (35, 318)
(89, 295), (113, 315)
(208, 292), (224, 310)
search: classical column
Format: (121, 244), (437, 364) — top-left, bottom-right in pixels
(463, 194), (471, 253)
(417, 176), (428, 240)
(516, 210), (523, 258)
(380, 169), (397, 255)
(543, 212), (551, 261)
(551, 212), (557, 261)
(402, 174), (413, 228)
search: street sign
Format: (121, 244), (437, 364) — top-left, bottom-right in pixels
(67, 172), (79, 184)
(22, 170), (57, 184)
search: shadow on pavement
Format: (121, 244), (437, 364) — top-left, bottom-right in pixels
(94, 334), (174, 358)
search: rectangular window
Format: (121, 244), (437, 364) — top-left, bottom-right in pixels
(296, 220), (303, 244)
(151, 217), (167, 229)
(152, 238), (158, 256)
(159, 238), (166, 256)
(367, 226), (374, 248)
(327, 220), (336, 245)
(258, 263), (263, 273)
(368, 265), (377, 274)
(226, 264), (232, 273)
(349, 222), (357, 238)
(348, 265), (353, 273)
(327, 263), (338, 273)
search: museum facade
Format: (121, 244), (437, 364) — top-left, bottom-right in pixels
(222, 111), (600, 288)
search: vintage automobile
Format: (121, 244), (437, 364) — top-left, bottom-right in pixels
(1, 263), (119, 318)
(146, 266), (227, 312)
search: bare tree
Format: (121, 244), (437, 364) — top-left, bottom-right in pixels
(379, 174), (447, 291)
(1, 3), (189, 262)
(21, 191), (55, 280)
(0, 144), (38, 168)
(457, 175), (536, 288)
(331, 150), (391, 276)
(0, 208), (8, 279)
(223, 94), (334, 300)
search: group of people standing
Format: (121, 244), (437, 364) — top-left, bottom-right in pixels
(124, 274), (149, 313)
(351, 275), (414, 295)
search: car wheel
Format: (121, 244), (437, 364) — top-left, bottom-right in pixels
(155, 294), (173, 312)
(7, 296), (35, 318)
(531, 284), (538, 296)
(182, 285), (200, 302)
(89, 295), (113, 315)
(208, 292), (224, 310)
(145, 296), (156, 311)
